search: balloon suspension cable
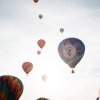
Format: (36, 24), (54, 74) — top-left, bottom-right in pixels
(71, 69), (75, 74)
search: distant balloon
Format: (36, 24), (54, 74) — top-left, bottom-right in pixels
(58, 37), (85, 73)
(37, 50), (41, 55)
(71, 69), (75, 73)
(97, 87), (100, 99)
(22, 62), (33, 75)
(96, 97), (99, 100)
(37, 97), (50, 100)
(37, 39), (46, 49)
(0, 75), (24, 100)
(33, 0), (39, 3)
(39, 14), (43, 19)
(60, 28), (64, 33)
(42, 75), (47, 82)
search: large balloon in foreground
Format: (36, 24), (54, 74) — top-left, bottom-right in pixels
(58, 37), (85, 73)
(0, 75), (24, 100)
(37, 39), (46, 49)
(33, 0), (39, 3)
(22, 62), (33, 75)
(37, 97), (50, 100)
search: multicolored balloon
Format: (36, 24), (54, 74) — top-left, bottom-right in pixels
(58, 37), (85, 73)
(37, 97), (50, 100)
(0, 75), (24, 100)
(22, 62), (33, 75)
(37, 39), (46, 49)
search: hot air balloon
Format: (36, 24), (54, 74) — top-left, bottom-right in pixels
(37, 39), (46, 49)
(42, 75), (47, 82)
(60, 28), (64, 33)
(0, 75), (24, 100)
(33, 0), (39, 3)
(37, 50), (41, 55)
(22, 62), (33, 75)
(96, 87), (100, 100)
(58, 37), (85, 73)
(96, 97), (99, 100)
(37, 97), (50, 100)
(38, 14), (43, 19)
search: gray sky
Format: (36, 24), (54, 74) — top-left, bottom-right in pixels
(0, 0), (100, 100)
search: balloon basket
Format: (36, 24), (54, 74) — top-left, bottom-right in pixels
(71, 69), (75, 73)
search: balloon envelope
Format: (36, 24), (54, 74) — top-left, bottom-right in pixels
(96, 97), (99, 100)
(33, 0), (39, 3)
(38, 14), (43, 19)
(0, 75), (24, 100)
(22, 62), (33, 74)
(60, 28), (64, 33)
(37, 50), (41, 55)
(37, 39), (46, 49)
(58, 37), (85, 69)
(42, 75), (47, 82)
(37, 97), (50, 100)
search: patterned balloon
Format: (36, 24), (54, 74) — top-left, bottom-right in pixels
(58, 37), (85, 73)
(0, 75), (24, 100)
(22, 62), (33, 75)
(37, 39), (46, 49)
(37, 97), (50, 100)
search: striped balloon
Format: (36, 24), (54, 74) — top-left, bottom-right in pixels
(0, 75), (24, 100)
(22, 62), (33, 75)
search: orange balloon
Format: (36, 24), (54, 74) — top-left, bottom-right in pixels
(22, 62), (33, 75)
(37, 39), (46, 49)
